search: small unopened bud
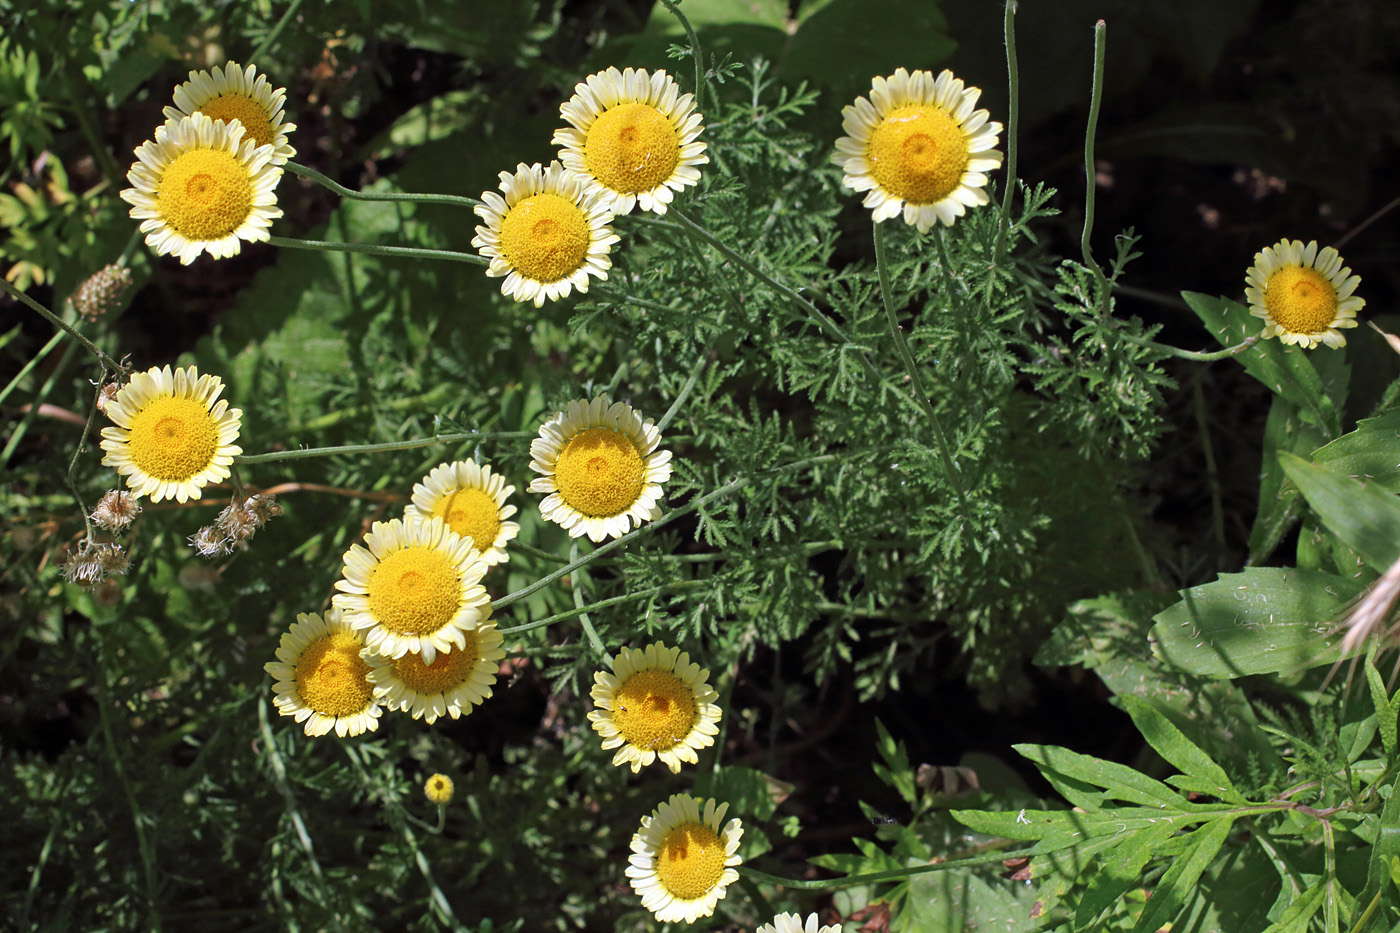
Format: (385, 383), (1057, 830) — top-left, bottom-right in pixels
(96, 382), (121, 415)
(72, 263), (133, 322)
(189, 526), (231, 558)
(90, 489), (141, 532)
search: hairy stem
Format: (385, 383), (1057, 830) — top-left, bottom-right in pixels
(267, 235), (488, 266)
(285, 161), (481, 210)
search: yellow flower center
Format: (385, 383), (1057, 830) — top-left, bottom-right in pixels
(553, 426), (645, 517)
(156, 147), (254, 241)
(657, 822), (727, 901)
(391, 632), (481, 693)
(866, 104), (970, 205)
(430, 487), (502, 551)
(294, 631), (374, 716)
(425, 774), (454, 804)
(1265, 266), (1338, 336)
(125, 395), (219, 482)
(196, 93), (276, 148)
(366, 546), (461, 635)
(498, 192), (591, 284)
(612, 669), (696, 752)
(584, 102), (681, 194)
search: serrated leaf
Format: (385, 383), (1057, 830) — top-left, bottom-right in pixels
(1152, 567), (1359, 678)
(1119, 695), (1242, 802)
(1279, 451), (1400, 572)
(1131, 817), (1235, 933)
(1312, 410), (1400, 492)
(1366, 655), (1399, 760)
(1261, 882), (1327, 933)
(1016, 744), (1188, 809)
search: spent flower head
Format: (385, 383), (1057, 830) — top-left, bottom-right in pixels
(90, 489), (142, 532)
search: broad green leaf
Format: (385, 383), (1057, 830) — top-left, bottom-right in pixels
(1182, 291), (1339, 438)
(1261, 882), (1326, 933)
(1279, 452), (1400, 571)
(1312, 409), (1400, 492)
(1131, 817), (1235, 933)
(1119, 695), (1243, 803)
(1152, 567), (1358, 678)
(1074, 818), (1178, 927)
(1016, 744), (1188, 809)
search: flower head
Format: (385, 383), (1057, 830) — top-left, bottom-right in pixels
(758, 914), (843, 933)
(472, 161), (619, 307)
(406, 461), (519, 566)
(164, 61), (297, 165)
(264, 608), (381, 738)
(424, 773), (455, 805)
(528, 395), (673, 542)
(99, 364), (242, 503)
(833, 68), (1002, 232)
(72, 264), (134, 322)
(1245, 238), (1363, 349)
(121, 112), (283, 265)
(62, 539), (129, 586)
(588, 642), (720, 773)
(366, 611), (505, 723)
(332, 516), (490, 663)
(626, 793), (743, 923)
(553, 66), (708, 216)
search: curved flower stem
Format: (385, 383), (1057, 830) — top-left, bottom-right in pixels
(873, 220), (967, 509)
(0, 277), (127, 374)
(250, 0), (306, 63)
(569, 541), (609, 658)
(235, 431), (534, 465)
(498, 580), (704, 635)
(1080, 20), (1110, 311)
(658, 0), (705, 101)
(508, 541), (572, 565)
(67, 381), (105, 541)
(658, 326), (722, 432)
(666, 207), (885, 386)
(267, 235), (488, 266)
(284, 161), (481, 211)
(0, 331), (62, 409)
(992, 0), (1021, 264)
(1119, 333), (1257, 362)
(736, 843), (1028, 890)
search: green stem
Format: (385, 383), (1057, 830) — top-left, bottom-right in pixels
(0, 331), (62, 408)
(1080, 20), (1110, 308)
(873, 220), (966, 508)
(2, 340), (77, 467)
(1121, 333), (1257, 362)
(1192, 375), (1226, 548)
(497, 581), (703, 636)
(235, 430), (534, 465)
(658, 328), (719, 432)
(569, 541), (608, 658)
(658, 0), (705, 101)
(61, 57), (125, 192)
(930, 225), (960, 304)
(992, 0), (1020, 263)
(267, 235), (488, 266)
(68, 381), (104, 541)
(284, 161), (481, 211)
(737, 845), (1028, 890)
(0, 277), (127, 374)
(250, 0), (306, 62)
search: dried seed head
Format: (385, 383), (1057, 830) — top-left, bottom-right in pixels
(72, 263), (133, 321)
(95, 382), (121, 415)
(214, 494), (283, 545)
(62, 539), (128, 585)
(189, 526), (231, 558)
(90, 489), (142, 532)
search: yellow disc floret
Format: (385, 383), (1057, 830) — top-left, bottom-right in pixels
(294, 631), (375, 717)
(658, 822), (728, 900)
(125, 395), (220, 482)
(425, 774), (455, 804)
(197, 94), (276, 147)
(391, 632), (480, 693)
(498, 193), (591, 284)
(554, 426), (644, 517)
(366, 546), (462, 635)
(584, 102), (682, 195)
(431, 488), (502, 551)
(1265, 266), (1338, 337)
(866, 105), (969, 206)
(156, 148), (255, 241)
(612, 669), (696, 752)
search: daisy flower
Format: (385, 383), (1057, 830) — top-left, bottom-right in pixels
(332, 516), (490, 664)
(833, 68), (1003, 232)
(758, 914), (843, 933)
(588, 641), (720, 773)
(553, 66), (708, 215)
(405, 460), (520, 566)
(98, 364), (242, 503)
(626, 793), (743, 923)
(265, 608), (381, 738)
(527, 395), (673, 542)
(424, 773), (455, 805)
(1245, 238), (1364, 349)
(121, 112), (283, 264)
(472, 161), (620, 307)
(366, 611), (505, 723)
(163, 61), (297, 165)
